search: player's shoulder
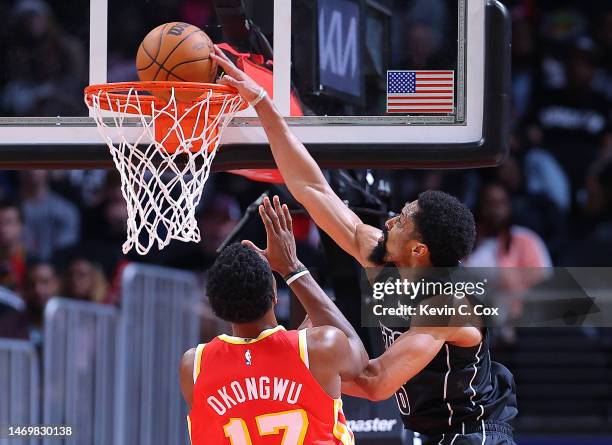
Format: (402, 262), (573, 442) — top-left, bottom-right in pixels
(180, 344), (208, 376)
(305, 326), (350, 358)
(180, 348), (196, 375)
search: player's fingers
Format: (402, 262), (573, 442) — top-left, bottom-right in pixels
(211, 46), (241, 76)
(273, 196), (287, 231)
(282, 204), (293, 232)
(210, 52), (232, 73)
(213, 44), (233, 64)
(263, 197), (282, 233)
(259, 204), (278, 235)
(241, 240), (269, 262)
(241, 240), (263, 254)
(218, 75), (239, 88)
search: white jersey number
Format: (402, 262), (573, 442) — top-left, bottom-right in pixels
(224, 409), (308, 445)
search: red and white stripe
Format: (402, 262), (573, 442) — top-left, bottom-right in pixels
(387, 71), (455, 114)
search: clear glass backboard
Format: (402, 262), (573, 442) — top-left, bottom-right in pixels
(0, 0), (510, 169)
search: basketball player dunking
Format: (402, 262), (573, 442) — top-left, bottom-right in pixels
(179, 198), (371, 444)
(210, 46), (518, 445)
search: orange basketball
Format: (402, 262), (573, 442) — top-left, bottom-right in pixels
(136, 22), (218, 102)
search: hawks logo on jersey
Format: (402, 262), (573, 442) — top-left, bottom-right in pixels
(188, 326), (354, 445)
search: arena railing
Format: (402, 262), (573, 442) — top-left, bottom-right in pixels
(43, 298), (118, 445)
(114, 264), (201, 445)
(0, 338), (40, 445)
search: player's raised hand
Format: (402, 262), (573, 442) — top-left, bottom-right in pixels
(242, 195), (303, 277)
(210, 45), (263, 103)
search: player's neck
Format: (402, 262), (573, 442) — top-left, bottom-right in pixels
(231, 312), (279, 340)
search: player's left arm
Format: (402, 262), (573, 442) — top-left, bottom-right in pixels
(343, 295), (482, 401)
(243, 195), (368, 374)
(179, 348), (196, 409)
(341, 326), (448, 401)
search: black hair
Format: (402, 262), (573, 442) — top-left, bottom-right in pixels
(0, 198), (23, 221)
(413, 190), (476, 266)
(206, 243), (275, 323)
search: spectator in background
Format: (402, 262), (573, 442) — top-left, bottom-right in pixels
(538, 8), (588, 90)
(495, 149), (567, 258)
(0, 286), (27, 339)
(531, 37), (611, 194)
(20, 170), (80, 261)
(393, 0), (449, 70)
(466, 182), (552, 268)
(2, 0), (86, 116)
(0, 199), (26, 292)
(511, 8), (541, 120)
(107, 5), (145, 83)
(21, 261), (60, 344)
(160, 193), (240, 271)
(559, 157), (612, 266)
(77, 172), (130, 280)
(466, 182), (553, 346)
(512, 125), (571, 213)
(62, 258), (108, 304)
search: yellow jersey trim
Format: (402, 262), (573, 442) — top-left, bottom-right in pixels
(193, 343), (206, 384)
(218, 325), (286, 345)
(187, 415), (192, 444)
(333, 399), (355, 445)
(298, 329), (309, 368)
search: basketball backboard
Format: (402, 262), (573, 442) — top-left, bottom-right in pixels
(0, 0), (510, 170)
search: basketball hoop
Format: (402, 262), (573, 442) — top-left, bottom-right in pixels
(84, 81), (247, 255)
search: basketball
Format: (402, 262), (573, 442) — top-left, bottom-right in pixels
(136, 22), (218, 101)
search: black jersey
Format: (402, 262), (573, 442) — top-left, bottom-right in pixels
(379, 321), (518, 436)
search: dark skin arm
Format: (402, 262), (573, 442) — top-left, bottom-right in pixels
(179, 348), (196, 409)
(178, 194), (367, 405)
(341, 327), (447, 400)
(243, 195), (368, 382)
(342, 295), (483, 400)
(210, 48), (484, 402)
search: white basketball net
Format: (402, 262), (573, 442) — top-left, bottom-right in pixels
(86, 86), (245, 255)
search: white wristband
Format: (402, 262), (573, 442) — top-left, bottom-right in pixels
(249, 88), (267, 108)
(286, 269), (310, 285)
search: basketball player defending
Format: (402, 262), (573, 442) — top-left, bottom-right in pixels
(179, 206), (368, 444)
(211, 46), (518, 445)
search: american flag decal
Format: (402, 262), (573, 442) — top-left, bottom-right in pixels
(386, 70), (455, 114)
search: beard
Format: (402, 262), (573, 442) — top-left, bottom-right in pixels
(368, 227), (390, 266)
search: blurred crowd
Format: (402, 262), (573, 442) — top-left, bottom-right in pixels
(0, 0), (611, 348)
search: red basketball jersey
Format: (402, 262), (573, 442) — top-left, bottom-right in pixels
(188, 326), (354, 445)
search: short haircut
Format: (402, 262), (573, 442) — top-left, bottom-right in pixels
(207, 243), (275, 323)
(413, 190), (476, 266)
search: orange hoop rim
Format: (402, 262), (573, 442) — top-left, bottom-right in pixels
(84, 81), (248, 114)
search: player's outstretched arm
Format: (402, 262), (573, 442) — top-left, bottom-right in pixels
(342, 327), (448, 401)
(243, 195), (368, 375)
(211, 47), (378, 266)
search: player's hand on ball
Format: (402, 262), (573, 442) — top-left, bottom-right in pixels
(210, 45), (263, 103)
(242, 195), (303, 277)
